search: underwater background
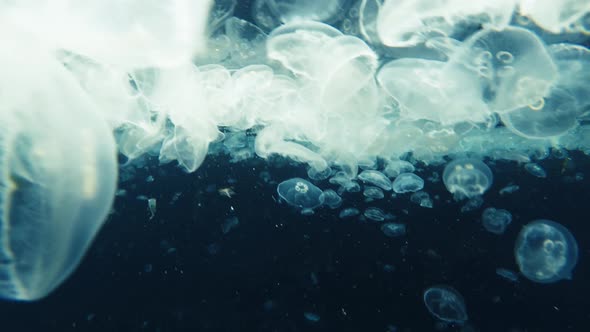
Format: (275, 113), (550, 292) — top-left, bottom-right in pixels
(1, 0), (590, 331)
(1, 152), (589, 332)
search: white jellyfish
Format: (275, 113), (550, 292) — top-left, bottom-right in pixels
(392, 173), (424, 194)
(363, 207), (386, 222)
(423, 285), (468, 323)
(357, 170), (392, 191)
(381, 223), (407, 237)
(320, 189), (342, 209)
(481, 207), (512, 234)
(0, 33), (117, 300)
(277, 178), (324, 211)
(443, 158), (493, 200)
(363, 186), (385, 200)
(515, 219), (578, 283)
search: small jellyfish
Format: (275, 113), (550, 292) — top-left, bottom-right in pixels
(364, 207), (385, 222)
(363, 186), (385, 200)
(321, 189), (342, 209)
(515, 220), (578, 283)
(221, 216), (239, 234)
(383, 160), (415, 178)
(496, 268), (519, 283)
(381, 222), (406, 237)
(499, 184), (520, 195)
(392, 173), (424, 193)
(524, 163), (547, 178)
(481, 207), (512, 234)
(308, 166), (332, 180)
(147, 198), (157, 220)
(357, 170), (392, 191)
(304, 312), (321, 322)
(339, 208), (360, 219)
(443, 158), (493, 200)
(460, 196), (484, 213)
(423, 286), (468, 323)
(277, 178), (324, 211)
(410, 191), (433, 208)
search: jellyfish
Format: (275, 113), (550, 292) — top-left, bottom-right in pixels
(381, 223), (407, 237)
(410, 191), (433, 208)
(392, 173), (424, 193)
(443, 158), (493, 200)
(0, 40), (118, 300)
(363, 207), (386, 222)
(277, 178), (324, 211)
(423, 285), (468, 323)
(320, 189), (342, 209)
(448, 26), (558, 113)
(357, 170), (392, 191)
(524, 163), (547, 178)
(481, 207), (512, 234)
(514, 219), (578, 283)
(148, 198), (157, 220)
(363, 186), (385, 200)
(339, 207), (360, 219)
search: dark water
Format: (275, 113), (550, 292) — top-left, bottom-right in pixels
(1, 153), (589, 332)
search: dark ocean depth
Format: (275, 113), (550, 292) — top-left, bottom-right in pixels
(1, 152), (589, 332)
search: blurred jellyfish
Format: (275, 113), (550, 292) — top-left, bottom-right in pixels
(0, 38), (118, 301)
(460, 196), (484, 213)
(308, 166), (332, 180)
(443, 158), (493, 200)
(221, 216), (239, 234)
(277, 178), (324, 211)
(496, 268), (519, 283)
(392, 173), (424, 193)
(363, 186), (385, 200)
(524, 163), (547, 178)
(357, 170), (392, 191)
(423, 286), (468, 323)
(364, 207), (386, 221)
(147, 198), (157, 220)
(381, 223), (407, 237)
(499, 184), (519, 195)
(410, 191), (433, 208)
(481, 207), (512, 234)
(515, 220), (578, 283)
(304, 311), (321, 322)
(383, 160), (415, 178)
(321, 189), (342, 209)
(339, 207), (360, 219)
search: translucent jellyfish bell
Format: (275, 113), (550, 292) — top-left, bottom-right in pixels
(443, 158), (493, 200)
(423, 285), (468, 323)
(267, 21), (343, 79)
(500, 88), (580, 139)
(448, 26), (557, 113)
(376, 0), (514, 48)
(377, 58), (490, 125)
(277, 178), (324, 211)
(515, 219), (578, 283)
(0, 34), (118, 300)
(500, 44), (590, 139)
(481, 207), (512, 234)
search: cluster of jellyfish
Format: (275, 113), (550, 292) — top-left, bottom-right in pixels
(0, 0), (586, 324)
